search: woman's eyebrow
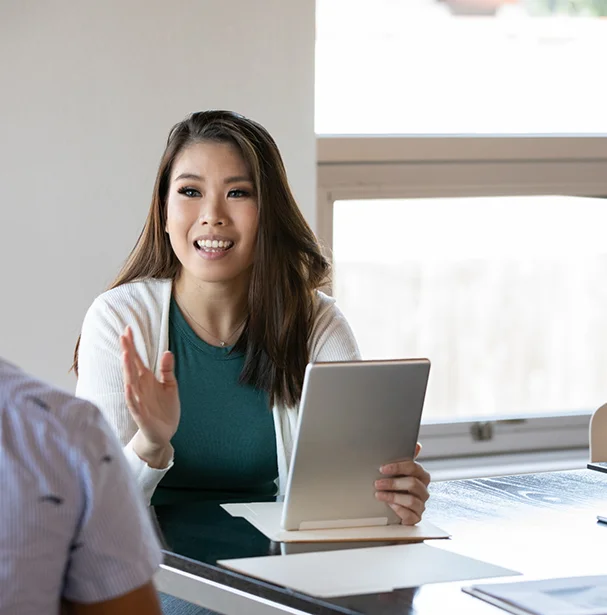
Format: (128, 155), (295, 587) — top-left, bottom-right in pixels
(173, 173), (252, 184)
(223, 176), (253, 184)
(174, 172), (203, 182)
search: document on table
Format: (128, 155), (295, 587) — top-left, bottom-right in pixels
(463, 575), (607, 615)
(218, 542), (518, 598)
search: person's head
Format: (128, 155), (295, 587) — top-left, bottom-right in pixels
(75, 110), (329, 406)
(166, 138), (258, 288)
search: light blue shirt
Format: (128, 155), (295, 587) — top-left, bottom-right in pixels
(0, 358), (163, 613)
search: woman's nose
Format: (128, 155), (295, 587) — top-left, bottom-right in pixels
(198, 196), (226, 226)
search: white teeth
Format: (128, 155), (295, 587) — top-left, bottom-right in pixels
(196, 239), (233, 250)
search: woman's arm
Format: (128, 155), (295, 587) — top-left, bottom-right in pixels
(76, 296), (175, 501)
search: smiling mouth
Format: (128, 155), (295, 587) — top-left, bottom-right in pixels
(194, 239), (234, 254)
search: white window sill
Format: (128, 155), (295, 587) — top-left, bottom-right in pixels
(423, 448), (589, 482)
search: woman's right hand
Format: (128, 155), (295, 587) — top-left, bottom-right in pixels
(120, 326), (181, 468)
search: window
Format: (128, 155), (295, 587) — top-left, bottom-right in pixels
(316, 0), (607, 135)
(316, 139), (607, 458)
(316, 1), (607, 460)
(333, 195), (607, 421)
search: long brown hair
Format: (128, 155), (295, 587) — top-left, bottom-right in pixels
(74, 110), (329, 407)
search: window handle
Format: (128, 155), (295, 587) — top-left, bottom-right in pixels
(471, 421), (494, 442)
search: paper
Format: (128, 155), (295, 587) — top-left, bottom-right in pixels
(463, 576), (607, 615)
(218, 542), (518, 598)
(221, 501), (450, 543)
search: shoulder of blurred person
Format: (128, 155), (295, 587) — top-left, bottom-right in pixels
(0, 358), (163, 615)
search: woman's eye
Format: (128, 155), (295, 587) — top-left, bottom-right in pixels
(177, 187), (200, 198)
(227, 189), (250, 198)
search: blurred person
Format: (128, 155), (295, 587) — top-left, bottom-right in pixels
(0, 357), (163, 614)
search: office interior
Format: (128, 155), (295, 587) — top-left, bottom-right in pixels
(4, 2), (607, 613)
(3, 0), (605, 479)
(0, 0), (607, 502)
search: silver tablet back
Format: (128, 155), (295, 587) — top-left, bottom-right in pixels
(281, 359), (431, 531)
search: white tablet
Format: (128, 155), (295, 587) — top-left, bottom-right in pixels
(281, 359), (431, 531)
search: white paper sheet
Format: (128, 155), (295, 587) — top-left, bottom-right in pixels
(218, 542), (518, 598)
(463, 575), (607, 615)
(221, 501), (450, 543)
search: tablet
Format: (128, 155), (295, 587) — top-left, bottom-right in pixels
(281, 359), (431, 531)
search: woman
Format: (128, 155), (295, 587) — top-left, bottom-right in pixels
(74, 109), (430, 518)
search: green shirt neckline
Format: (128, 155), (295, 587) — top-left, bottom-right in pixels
(169, 296), (243, 361)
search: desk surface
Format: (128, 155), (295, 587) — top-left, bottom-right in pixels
(154, 469), (607, 614)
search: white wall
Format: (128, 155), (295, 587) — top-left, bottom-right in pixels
(0, 0), (316, 390)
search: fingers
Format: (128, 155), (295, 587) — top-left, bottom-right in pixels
(159, 351), (176, 385)
(120, 326), (146, 374)
(380, 459), (431, 487)
(121, 345), (144, 418)
(120, 333), (139, 389)
(389, 503), (422, 526)
(375, 489), (426, 523)
(124, 383), (143, 419)
(120, 327), (149, 422)
(415, 442), (422, 458)
(374, 476), (429, 504)
(375, 454), (431, 525)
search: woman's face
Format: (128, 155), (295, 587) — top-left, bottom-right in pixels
(165, 141), (259, 286)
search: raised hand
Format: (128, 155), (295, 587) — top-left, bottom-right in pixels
(120, 326), (181, 468)
(374, 442), (431, 525)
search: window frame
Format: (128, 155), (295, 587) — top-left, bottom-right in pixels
(317, 135), (607, 459)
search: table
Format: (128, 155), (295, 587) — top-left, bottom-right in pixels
(154, 469), (607, 614)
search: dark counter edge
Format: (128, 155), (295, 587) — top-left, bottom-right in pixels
(161, 550), (360, 615)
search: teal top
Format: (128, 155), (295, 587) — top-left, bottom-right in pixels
(152, 298), (278, 506)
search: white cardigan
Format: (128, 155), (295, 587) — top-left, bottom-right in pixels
(75, 278), (360, 502)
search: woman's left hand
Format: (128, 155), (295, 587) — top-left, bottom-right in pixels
(374, 443), (431, 525)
